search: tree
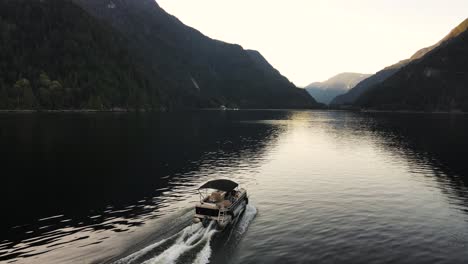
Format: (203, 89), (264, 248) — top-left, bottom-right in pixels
(38, 87), (51, 109)
(63, 87), (73, 107)
(87, 95), (103, 110)
(22, 83), (37, 108)
(49, 80), (64, 109)
(0, 86), (8, 109)
(39, 72), (51, 88)
(38, 73), (52, 109)
(13, 78), (36, 108)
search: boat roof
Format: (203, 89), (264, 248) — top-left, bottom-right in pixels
(198, 179), (238, 192)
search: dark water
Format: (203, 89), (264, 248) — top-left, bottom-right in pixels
(1, 110), (468, 264)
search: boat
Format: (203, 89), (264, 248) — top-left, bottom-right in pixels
(193, 179), (248, 230)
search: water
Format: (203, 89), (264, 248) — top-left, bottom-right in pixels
(1, 110), (468, 263)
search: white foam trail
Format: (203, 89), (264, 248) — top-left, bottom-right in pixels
(224, 204), (257, 246)
(142, 222), (216, 264)
(236, 204), (257, 236)
(114, 205), (257, 264)
(114, 224), (203, 264)
(192, 235), (212, 264)
(114, 237), (170, 264)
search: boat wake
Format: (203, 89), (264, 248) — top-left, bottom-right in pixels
(113, 204), (257, 264)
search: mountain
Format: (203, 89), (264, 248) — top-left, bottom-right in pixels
(0, 0), (151, 110)
(357, 18), (468, 111)
(70, 0), (318, 109)
(305, 73), (371, 104)
(328, 20), (468, 106)
(330, 63), (407, 106)
(245, 50), (315, 107)
(0, 0), (317, 110)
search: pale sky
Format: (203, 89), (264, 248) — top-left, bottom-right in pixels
(157, 0), (468, 87)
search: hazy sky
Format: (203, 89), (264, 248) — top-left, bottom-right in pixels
(158, 0), (468, 87)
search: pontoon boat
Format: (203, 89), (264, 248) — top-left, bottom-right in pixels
(193, 179), (248, 230)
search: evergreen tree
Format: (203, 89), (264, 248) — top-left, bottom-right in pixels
(38, 87), (52, 109)
(87, 95), (103, 110)
(39, 73), (51, 89)
(22, 83), (37, 109)
(0, 86), (8, 109)
(13, 78), (33, 109)
(49, 80), (64, 109)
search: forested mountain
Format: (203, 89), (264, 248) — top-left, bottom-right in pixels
(330, 54), (434, 106)
(357, 19), (468, 111)
(0, 0), (151, 110)
(71, 0), (317, 109)
(0, 0), (317, 110)
(305, 73), (370, 104)
(332, 18), (468, 107)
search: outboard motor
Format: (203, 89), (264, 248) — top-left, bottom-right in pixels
(202, 216), (211, 228)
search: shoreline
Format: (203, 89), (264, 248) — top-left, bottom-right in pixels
(0, 109), (130, 113)
(360, 109), (468, 115)
(0, 108), (321, 113)
(1, 109), (466, 115)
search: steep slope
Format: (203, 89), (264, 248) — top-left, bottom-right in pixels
(71, 0), (318, 109)
(330, 19), (468, 106)
(305, 73), (371, 104)
(246, 50), (316, 107)
(0, 0), (151, 110)
(357, 19), (468, 111)
(330, 62), (407, 106)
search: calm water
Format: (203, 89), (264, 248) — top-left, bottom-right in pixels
(1, 110), (468, 264)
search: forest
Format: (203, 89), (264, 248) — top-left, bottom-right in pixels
(0, 0), (157, 110)
(0, 0), (317, 110)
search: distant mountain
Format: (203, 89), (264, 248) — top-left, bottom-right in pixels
(71, 0), (318, 109)
(0, 0), (317, 110)
(357, 18), (468, 111)
(305, 73), (371, 104)
(329, 20), (468, 106)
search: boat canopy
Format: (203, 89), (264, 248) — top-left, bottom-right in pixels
(198, 179), (238, 192)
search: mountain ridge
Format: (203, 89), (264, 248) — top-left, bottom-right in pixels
(356, 19), (468, 111)
(71, 0), (318, 109)
(330, 19), (468, 106)
(0, 0), (317, 110)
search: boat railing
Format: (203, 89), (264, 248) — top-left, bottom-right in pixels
(218, 208), (227, 224)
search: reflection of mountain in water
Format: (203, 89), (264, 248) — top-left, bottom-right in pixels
(364, 113), (468, 208)
(0, 111), (284, 262)
(328, 112), (468, 207)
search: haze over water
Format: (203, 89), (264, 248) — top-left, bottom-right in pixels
(1, 111), (468, 263)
